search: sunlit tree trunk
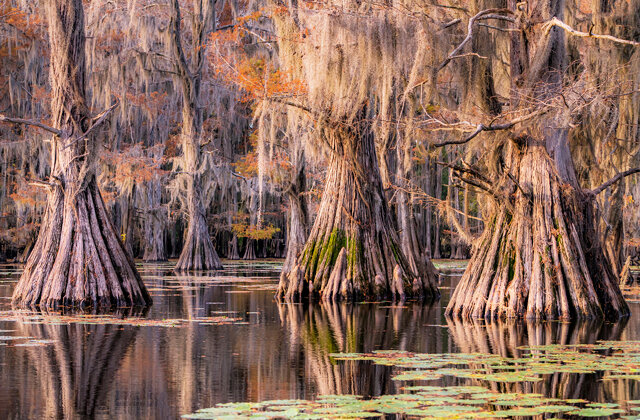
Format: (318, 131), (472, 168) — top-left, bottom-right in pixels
(281, 151), (308, 274)
(446, 0), (628, 320)
(170, 0), (222, 271)
(12, 0), (150, 308)
(277, 112), (440, 302)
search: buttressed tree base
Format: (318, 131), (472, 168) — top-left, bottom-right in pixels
(11, 0), (151, 309)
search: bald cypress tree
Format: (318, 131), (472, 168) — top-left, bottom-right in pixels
(8, 0), (151, 308)
(446, 0), (631, 320)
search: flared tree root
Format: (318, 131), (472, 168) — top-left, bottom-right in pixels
(12, 182), (152, 309)
(276, 121), (439, 303)
(175, 210), (222, 271)
(446, 140), (629, 320)
(243, 239), (257, 260)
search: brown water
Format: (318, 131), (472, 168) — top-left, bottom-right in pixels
(0, 261), (638, 419)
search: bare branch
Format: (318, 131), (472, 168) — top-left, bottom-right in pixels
(430, 108), (547, 147)
(87, 101), (119, 133)
(592, 168), (640, 195)
(438, 9), (514, 72)
(0, 115), (62, 136)
(544, 17), (640, 47)
(62, 101), (119, 150)
(436, 160), (491, 185)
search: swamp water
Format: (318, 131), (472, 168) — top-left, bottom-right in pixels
(1, 261), (640, 419)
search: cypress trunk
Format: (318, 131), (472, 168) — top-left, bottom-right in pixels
(242, 238), (256, 260)
(171, 0), (222, 271)
(227, 235), (240, 260)
(12, 0), (150, 309)
(281, 155), (309, 274)
(142, 179), (167, 262)
(446, 0), (628, 320)
(276, 116), (440, 302)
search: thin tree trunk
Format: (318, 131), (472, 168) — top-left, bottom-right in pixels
(12, 0), (150, 309)
(424, 159), (433, 258)
(276, 113), (439, 302)
(282, 153), (309, 275)
(122, 184), (136, 258)
(171, 0), (222, 271)
(433, 161), (443, 259)
(396, 130), (439, 287)
(143, 179), (167, 262)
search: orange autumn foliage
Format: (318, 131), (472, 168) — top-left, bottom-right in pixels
(208, 9), (306, 103)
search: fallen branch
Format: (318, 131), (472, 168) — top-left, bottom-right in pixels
(544, 17), (640, 47)
(592, 168), (640, 195)
(0, 115), (62, 136)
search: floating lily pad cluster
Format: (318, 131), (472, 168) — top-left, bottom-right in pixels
(182, 385), (635, 419)
(0, 331), (56, 347)
(330, 342), (640, 383)
(0, 311), (245, 327)
(184, 342), (640, 419)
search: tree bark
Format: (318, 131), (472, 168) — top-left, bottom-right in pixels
(281, 153), (309, 275)
(242, 238), (256, 260)
(171, 0), (222, 271)
(276, 114), (440, 302)
(227, 235), (240, 260)
(142, 179), (167, 262)
(446, 138), (629, 320)
(446, 0), (629, 320)
(12, 0), (150, 309)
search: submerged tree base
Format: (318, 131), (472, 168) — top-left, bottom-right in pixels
(12, 180), (151, 309)
(446, 138), (629, 320)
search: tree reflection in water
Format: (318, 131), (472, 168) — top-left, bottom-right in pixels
(2, 268), (640, 419)
(446, 317), (629, 401)
(278, 302), (443, 397)
(14, 308), (142, 419)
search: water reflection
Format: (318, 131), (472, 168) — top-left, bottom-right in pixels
(0, 262), (638, 418)
(10, 309), (141, 419)
(447, 318), (628, 401)
(278, 302), (443, 397)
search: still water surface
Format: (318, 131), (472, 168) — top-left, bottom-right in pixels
(0, 260), (639, 419)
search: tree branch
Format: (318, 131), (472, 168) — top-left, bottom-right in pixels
(430, 108), (547, 147)
(592, 168), (640, 195)
(62, 101), (119, 150)
(436, 160), (491, 185)
(0, 115), (62, 136)
(438, 9), (514, 72)
(544, 17), (640, 47)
